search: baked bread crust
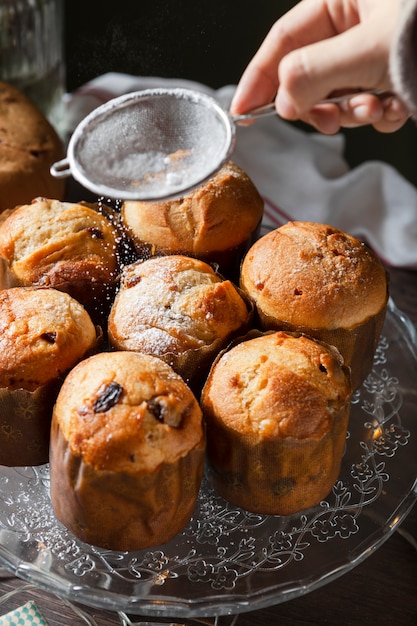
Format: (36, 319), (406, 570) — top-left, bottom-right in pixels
(0, 287), (97, 391)
(0, 82), (65, 212)
(241, 221), (388, 329)
(0, 198), (120, 285)
(201, 331), (351, 516)
(240, 221), (389, 389)
(50, 351), (206, 550)
(108, 255), (252, 389)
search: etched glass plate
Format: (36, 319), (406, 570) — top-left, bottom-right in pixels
(0, 298), (416, 619)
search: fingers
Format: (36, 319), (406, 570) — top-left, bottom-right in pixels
(372, 95), (410, 132)
(230, 61), (277, 118)
(230, 0), (343, 115)
(295, 94), (410, 135)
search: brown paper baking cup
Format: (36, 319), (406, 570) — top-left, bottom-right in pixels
(50, 422), (206, 551)
(257, 302), (388, 391)
(0, 379), (60, 466)
(0, 257), (19, 289)
(207, 402), (350, 516)
(159, 334), (239, 396)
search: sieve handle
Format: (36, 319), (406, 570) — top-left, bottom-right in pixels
(232, 90), (388, 122)
(50, 157), (72, 179)
(232, 103), (277, 122)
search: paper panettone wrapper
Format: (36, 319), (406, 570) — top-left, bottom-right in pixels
(206, 401), (350, 516)
(0, 256), (19, 289)
(257, 299), (388, 391)
(49, 419), (206, 551)
(0, 326), (103, 467)
(0, 379), (60, 466)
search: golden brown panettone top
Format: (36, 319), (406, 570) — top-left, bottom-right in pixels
(108, 255), (250, 356)
(201, 331), (351, 441)
(53, 351), (205, 474)
(0, 82), (65, 213)
(240, 221), (388, 329)
(0, 198), (120, 285)
(0, 287), (97, 391)
(121, 161), (264, 254)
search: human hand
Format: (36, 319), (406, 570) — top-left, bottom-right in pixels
(230, 0), (410, 134)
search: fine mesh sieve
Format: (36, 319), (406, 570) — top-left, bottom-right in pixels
(51, 88), (239, 201)
(51, 86), (386, 202)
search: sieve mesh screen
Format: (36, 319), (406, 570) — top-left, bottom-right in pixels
(71, 89), (235, 200)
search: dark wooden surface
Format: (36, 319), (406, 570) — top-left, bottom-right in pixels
(0, 267), (416, 624)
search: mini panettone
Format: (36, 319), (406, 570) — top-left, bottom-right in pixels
(49, 350), (206, 551)
(0, 198), (123, 325)
(240, 221), (389, 390)
(0, 287), (98, 466)
(120, 161), (264, 281)
(108, 255), (252, 391)
(201, 331), (351, 516)
(0, 81), (65, 213)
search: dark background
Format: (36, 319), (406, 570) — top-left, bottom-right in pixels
(64, 0), (280, 92)
(64, 0), (417, 186)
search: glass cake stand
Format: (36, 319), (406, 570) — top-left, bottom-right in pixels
(0, 298), (416, 624)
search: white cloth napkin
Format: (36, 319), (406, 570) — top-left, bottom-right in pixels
(62, 72), (417, 269)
